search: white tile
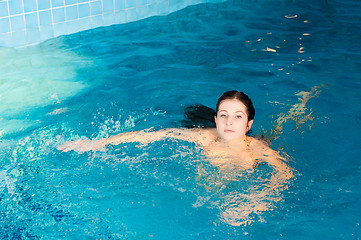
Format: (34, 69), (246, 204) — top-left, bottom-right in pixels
(103, 12), (115, 26)
(66, 19), (79, 34)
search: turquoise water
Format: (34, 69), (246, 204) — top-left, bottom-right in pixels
(1, 0), (361, 239)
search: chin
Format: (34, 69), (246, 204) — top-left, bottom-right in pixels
(217, 130), (243, 141)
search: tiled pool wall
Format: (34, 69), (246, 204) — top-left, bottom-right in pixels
(0, 0), (226, 48)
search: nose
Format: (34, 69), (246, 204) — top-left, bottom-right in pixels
(226, 116), (233, 125)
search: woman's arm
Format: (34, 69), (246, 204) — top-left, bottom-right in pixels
(105, 128), (194, 145)
(253, 139), (294, 190)
(57, 128), (214, 153)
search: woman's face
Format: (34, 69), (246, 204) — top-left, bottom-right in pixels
(215, 99), (253, 141)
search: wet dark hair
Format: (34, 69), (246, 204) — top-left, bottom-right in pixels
(216, 90), (255, 121)
(182, 90), (255, 128)
(182, 104), (216, 128)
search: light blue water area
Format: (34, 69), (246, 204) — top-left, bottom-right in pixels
(1, 0), (361, 239)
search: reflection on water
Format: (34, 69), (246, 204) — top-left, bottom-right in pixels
(0, 45), (94, 138)
(196, 145), (294, 226)
(262, 85), (326, 141)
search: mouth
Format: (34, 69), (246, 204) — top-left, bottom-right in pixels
(224, 130), (235, 133)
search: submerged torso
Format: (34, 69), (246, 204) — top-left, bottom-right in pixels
(194, 128), (270, 170)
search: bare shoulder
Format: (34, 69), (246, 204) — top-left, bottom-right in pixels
(249, 136), (276, 154)
(198, 128), (217, 137)
(189, 128), (218, 146)
(249, 136), (268, 147)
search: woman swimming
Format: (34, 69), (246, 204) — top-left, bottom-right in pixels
(58, 91), (288, 170)
(58, 91), (292, 171)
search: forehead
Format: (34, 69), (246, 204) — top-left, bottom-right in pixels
(218, 99), (247, 113)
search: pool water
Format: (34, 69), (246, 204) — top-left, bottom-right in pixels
(1, 0), (361, 239)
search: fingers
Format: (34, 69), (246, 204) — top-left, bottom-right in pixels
(57, 139), (85, 153)
(57, 142), (75, 152)
(57, 142), (70, 152)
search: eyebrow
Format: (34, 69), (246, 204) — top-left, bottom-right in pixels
(218, 110), (246, 114)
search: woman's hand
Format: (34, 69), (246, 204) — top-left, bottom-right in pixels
(57, 138), (106, 153)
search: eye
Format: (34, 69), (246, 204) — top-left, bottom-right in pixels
(219, 114), (227, 118)
(235, 115), (243, 119)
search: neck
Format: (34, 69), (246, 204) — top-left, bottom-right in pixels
(219, 135), (250, 147)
